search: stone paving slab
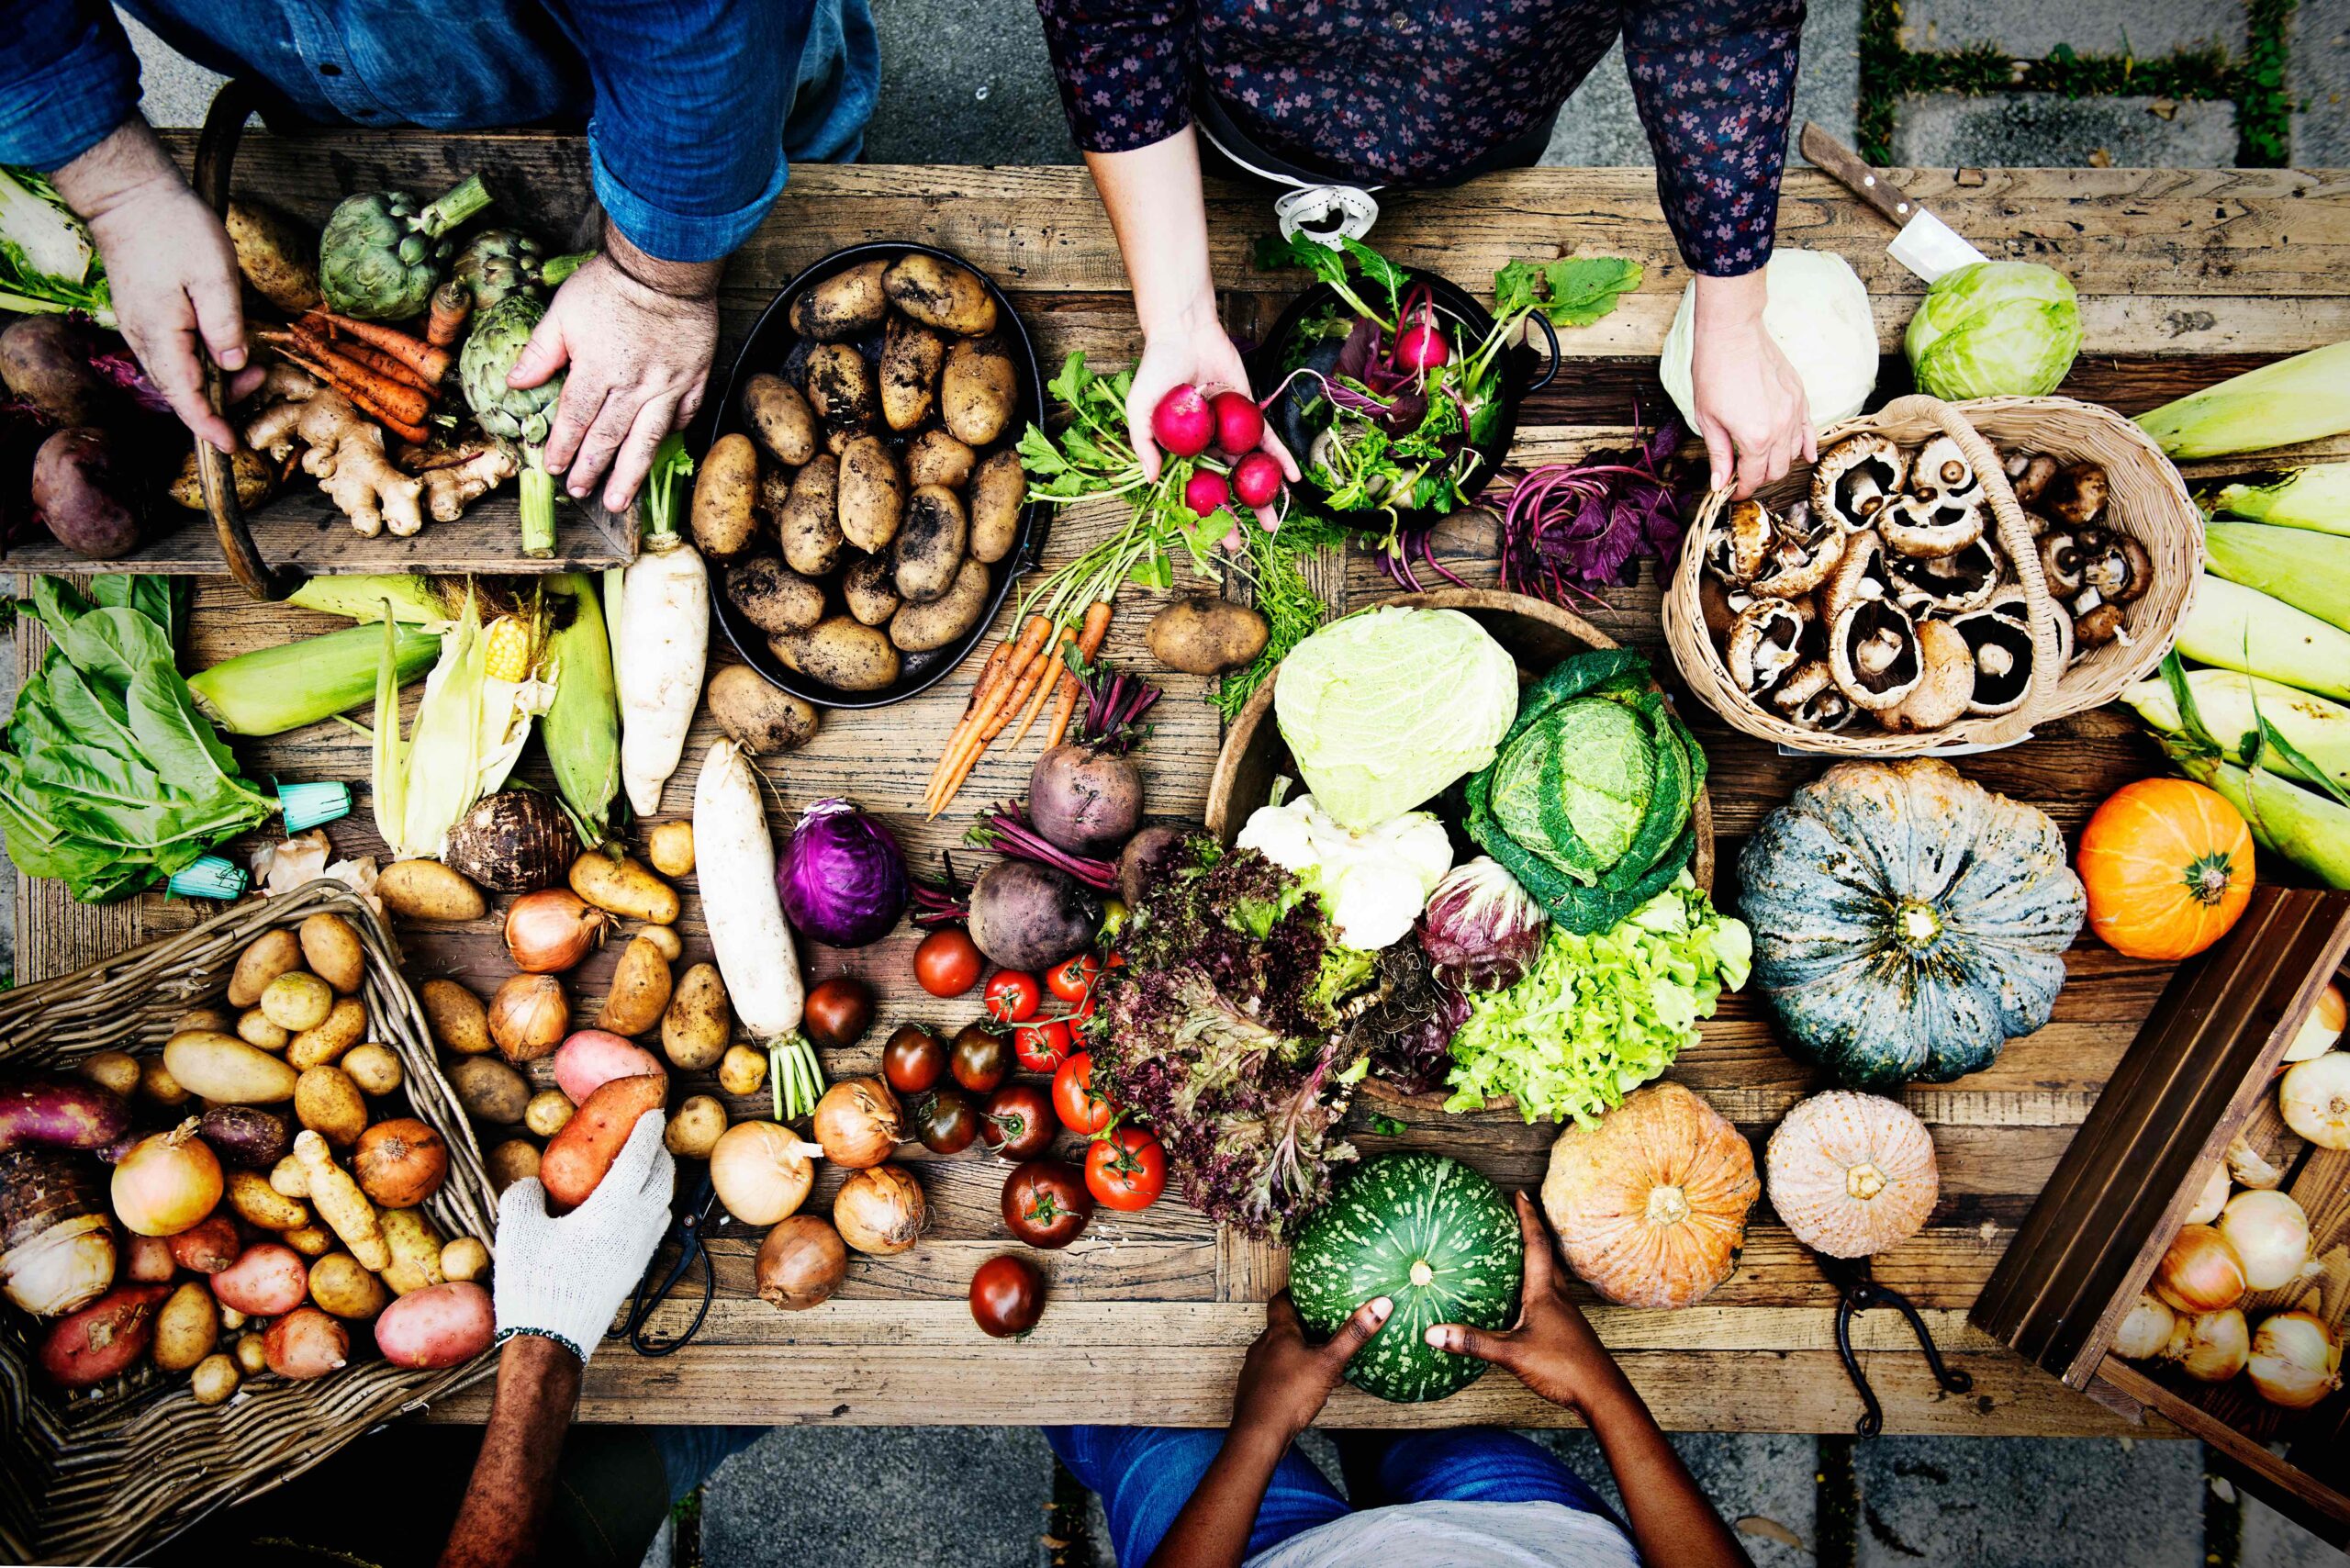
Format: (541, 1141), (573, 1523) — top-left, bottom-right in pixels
(2297, 0), (2350, 165)
(1852, 1435), (2207, 1567)
(699, 1426), (1056, 1568)
(864, 0), (1078, 165)
(1892, 91), (2240, 165)
(2241, 1492), (2347, 1566)
(1897, 0), (2244, 61)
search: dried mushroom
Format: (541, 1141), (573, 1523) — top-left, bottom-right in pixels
(1811, 435), (1907, 532)
(1908, 435), (1978, 499)
(1706, 498), (1776, 583)
(1770, 660), (1858, 731)
(1829, 599), (1923, 711)
(1727, 599), (1812, 694)
(1951, 600), (2039, 715)
(1881, 489), (1986, 558)
(1883, 621), (1975, 733)
(1750, 500), (1847, 599)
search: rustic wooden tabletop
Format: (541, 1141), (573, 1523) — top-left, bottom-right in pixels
(17, 139), (2350, 1434)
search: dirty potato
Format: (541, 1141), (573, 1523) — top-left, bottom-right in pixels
(727, 555), (825, 635)
(905, 428), (976, 489)
(890, 557), (991, 653)
(706, 665), (822, 756)
(837, 433), (906, 554)
(741, 373), (816, 465)
(942, 337), (1017, 446)
(690, 432), (761, 559)
(170, 445), (275, 511)
(893, 484), (968, 605)
(1147, 597), (1271, 675)
(770, 617), (901, 693)
(804, 342), (876, 435)
(841, 553), (902, 627)
(789, 258), (890, 342)
(777, 454), (844, 577)
(878, 316), (946, 431)
(968, 447), (1024, 565)
(882, 253), (998, 336)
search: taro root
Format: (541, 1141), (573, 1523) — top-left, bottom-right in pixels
(442, 790), (582, 893)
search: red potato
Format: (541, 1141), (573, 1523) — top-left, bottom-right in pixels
(39, 1283), (169, 1387)
(552, 1032), (666, 1106)
(0, 1076), (130, 1152)
(125, 1233), (177, 1283)
(211, 1241), (309, 1316)
(166, 1212), (242, 1274)
(541, 1073), (666, 1210)
(264, 1305), (350, 1379)
(373, 1281), (494, 1369)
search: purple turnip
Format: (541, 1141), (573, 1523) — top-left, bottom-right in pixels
(1212, 390), (1264, 454)
(1152, 385), (1213, 457)
(1029, 744), (1143, 857)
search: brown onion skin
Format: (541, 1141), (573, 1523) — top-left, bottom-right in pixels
(505, 890), (609, 974)
(755, 1215), (849, 1310)
(488, 973), (571, 1063)
(834, 1164), (924, 1255)
(812, 1077), (902, 1170)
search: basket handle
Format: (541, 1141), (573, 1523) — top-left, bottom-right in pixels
(192, 80), (306, 603)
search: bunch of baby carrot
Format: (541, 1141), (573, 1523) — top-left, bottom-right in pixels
(255, 309), (458, 445)
(925, 600), (1113, 818)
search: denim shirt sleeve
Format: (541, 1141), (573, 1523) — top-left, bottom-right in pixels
(564, 0), (806, 263)
(0, 0), (142, 170)
(1034, 0), (1197, 155)
(1622, 0), (1806, 277)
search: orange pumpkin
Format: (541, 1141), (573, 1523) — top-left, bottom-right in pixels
(2077, 778), (2254, 960)
(1539, 1081), (1759, 1309)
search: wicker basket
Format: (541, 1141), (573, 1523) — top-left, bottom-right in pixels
(1663, 393), (2203, 755)
(0, 881), (498, 1565)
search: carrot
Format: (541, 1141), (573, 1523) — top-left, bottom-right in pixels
(321, 334), (438, 395)
(927, 616), (1050, 816)
(301, 310), (453, 384)
(264, 345), (432, 444)
(267, 339), (431, 426)
(1040, 601), (1114, 751)
(425, 283), (472, 351)
(930, 638), (1015, 776)
(1008, 628), (1077, 746)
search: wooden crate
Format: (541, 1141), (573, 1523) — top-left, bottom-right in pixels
(1972, 886), (2350, 1542)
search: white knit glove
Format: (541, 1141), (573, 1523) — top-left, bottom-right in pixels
(492, 1111), (674, 1366)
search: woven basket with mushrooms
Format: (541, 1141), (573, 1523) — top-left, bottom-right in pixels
(1698, 434), (2147, 735)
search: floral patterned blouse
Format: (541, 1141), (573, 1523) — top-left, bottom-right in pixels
(1032, 0), (1807, 276)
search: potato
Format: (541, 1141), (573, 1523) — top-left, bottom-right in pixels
(224, 198), (320, 314)
(890, 556), (991, 653)
(32, 428), (142, 560)
(718, 1044), (768, 1097)
(1147, 597), (1271, 676)
(380, 1206), (448, 1295)
(80, 1050), (140, 1098)
(600, 935), (676, 1036)
(542, 1073), (666, 1210)
(282, 1224), (334, 1258)
(968, 447), (1025, 566)
(882, 253), (999, 336)
(125, 1233), (175, 1282)
(168, 1214), (241, 1274)
(233, 1332), (269, 1375)
(893, 485), (968, 605)
(770, 617), (901, 693)
(237, 1009), (291, 1051)
(140, 1056), (189, 1107)
(218, 1303), (248, 1331)
(836, 433), (906, 554)
(570, 852), (680, 925)
(790, 257), (889, 342)
(706, 664), (821, 755)
(152, 1280), (219, 1372)
(645, 821), (696, 879)
(169, 443), (275, 511)
(804, 342), (876, 434)
(375, 1281), (495, 1370)
(263, 1306), (349, 1380)
(164, 1032), (298, 1104)
(355, 1116), (450, 1208)
(690, 431), (762, 560)
(742, 372), (817, 465)
(447, 1056), (530, 1125)
(663, 962), (733, 1070)
(636, 922), (686, 962)
(260, 971), (333, 1032)
(177, 1006), (236, 1036)
(777, 453), (845, 576)
(288, 995), (368, 1071)
(441, 1237), (490, 1283)
(422, 979), (493, 1056)
(486, 1139), (541, 1193)
(666, 1094), (729, 1159)
(525, 1090), (576, 1139)
(377, 860), (487, 922)
(754, 461), (792, 533)
(213, 1243), (309, 1316)
(727, 555), (824, 635)
(229, 929), (302, 1008)
(189, 1351), (240, 1406)
(308, 1253), (388, 1319)
(298, 912), (368, 995)
(229, 1169), (309, 1231)
(942, 338), (1017, 446)
(879, 315), (945, 431)
(295, 1067), (369, 1148)
(901, 431), (970, 494)
(39, 1284), (168, 1387)
(842, 553), (902, 627)
(341, 1043), (402, 1095)
(269, 1155), (309, 1200)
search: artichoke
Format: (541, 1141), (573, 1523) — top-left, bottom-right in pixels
(319, 173), (492, 320)
(453, 230), (594, 311)
(461, 293), (565, 556)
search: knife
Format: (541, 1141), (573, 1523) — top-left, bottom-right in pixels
(1798, 123), (1990, 283)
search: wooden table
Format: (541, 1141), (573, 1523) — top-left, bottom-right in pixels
(18, 140), (2350, 1435)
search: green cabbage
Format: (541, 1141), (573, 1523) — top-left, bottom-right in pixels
(1904, 261), (2080, 399)
(1274, 606), (1517, 830)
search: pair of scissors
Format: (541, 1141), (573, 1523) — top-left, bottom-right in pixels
(1815, 1252), (1973, 1436)
(611, 1168), (718, 1357)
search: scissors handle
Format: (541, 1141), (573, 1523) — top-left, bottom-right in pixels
(620, 1235), (715, 1357)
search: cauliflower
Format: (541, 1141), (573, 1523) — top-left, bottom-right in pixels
(1237, 792), (1452, 950)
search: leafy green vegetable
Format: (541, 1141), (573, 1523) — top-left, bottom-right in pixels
(1904, 260), (2080, 400)
(0, 166), (113, 325)
(1216, 512), (1347, 721)
(0, 577), (276, 902)
(1446, 874), (1751, 1124)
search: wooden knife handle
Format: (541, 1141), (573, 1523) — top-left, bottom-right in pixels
(1799, 122), (1919, 230)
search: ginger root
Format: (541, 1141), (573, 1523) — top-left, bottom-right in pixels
(421, 442), (518, 522)
(242, 363), (423, 538)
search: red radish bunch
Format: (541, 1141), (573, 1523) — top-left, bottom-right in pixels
(1151, 386), (1214, 456)
(1183, 469), (1232, 516)
(1212, 390), (1263, 454)
(1231, 452), (1283, 509)
(1156, 383), (1286, 514)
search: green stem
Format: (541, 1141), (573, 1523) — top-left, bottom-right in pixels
(420, 173), (492, 239)
(520, 447), (556, 558)
(541, 251), (595, 289)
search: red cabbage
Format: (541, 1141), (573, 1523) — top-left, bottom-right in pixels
(778, 799), (908, 947)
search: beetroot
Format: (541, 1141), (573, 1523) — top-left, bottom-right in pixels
(1029, 744), (1142, 857)
(1212, 390), (1264, 454)
(1231, 452), (1284, 509)
(1151, 385), (1213, 457)
(1183, 469), (1231, 517)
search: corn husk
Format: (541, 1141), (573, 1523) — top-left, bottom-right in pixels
(2206, 521), (2350, 634)
(2174, 749), (2350, 889)
(373, 590), (554, 859)
(2126, 669), (2350, 796)
(2139, 341), (2350, 458)
(2175, 577), (2350, 703)
(2212, 463), (2350, 537)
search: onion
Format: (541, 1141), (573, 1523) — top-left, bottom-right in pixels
(2219, 1189), (2312, 1292)
(709, 1121), (824, 1226)
(2246, 1310), (2344, 1408)
(2279, 1051), (2350, 1150)
(2224, 1136), (2285, 1191)
(812, 1077), (901, 1170)
(110, 1121), (224, 1238)
(505, 889), (610, 974)
(834, 1164), (924, 1255)
(488, 973), (570, 1063)
(2154, 1224), (2246, 1314)
(2182, 1163), (2229, 1226)
(755, 1215), (848, 1311)
(2284, 982), (2345, 1062)
(2112, 1294), (2177, 1361)
(2165, 1307), (2250, 1383)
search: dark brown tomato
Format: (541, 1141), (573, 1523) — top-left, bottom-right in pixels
(882, 1025), (946, 1095)
(1002, 1159), (1093, 1249)
(912, 1088), (979, 1155)
(950, 1023), (1010, 1094)
(980, 1083), (1056, 1161)
(802, 976), (876, 1050)
(968, 1253), (1045, 1338)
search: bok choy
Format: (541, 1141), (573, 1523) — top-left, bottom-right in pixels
(0, 167), (113, 326)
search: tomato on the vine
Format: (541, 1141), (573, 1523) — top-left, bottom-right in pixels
(914, 929), (983, 998)
(1052, 1051), (1115, 1135)
(1013, 1018), (1071, 1073)
(982, 970), (1041, 1024)
(1046, 954), (1102, 1004)
(1084, 1126), (1167, 1211)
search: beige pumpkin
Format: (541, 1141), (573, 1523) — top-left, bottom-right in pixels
(1540, 1081), (1760, 1309)
(1766, 1091), (1940, 1258)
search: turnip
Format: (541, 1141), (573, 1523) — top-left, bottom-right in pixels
(1183, 469), (1231, 517)
(1212, 390), (1264, 454)
(1232, 452), (1284, 509)
(1152, 385), (1214, 457)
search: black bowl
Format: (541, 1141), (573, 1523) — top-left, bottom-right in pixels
(1245, 263), (1558, 535)
(709, 242), (1049, 710)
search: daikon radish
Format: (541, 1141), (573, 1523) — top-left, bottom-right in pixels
(616, 435), (709, 814)
(691, 740), (803, 1037)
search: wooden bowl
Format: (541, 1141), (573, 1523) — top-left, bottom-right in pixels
(1203, 587), (1717, 1116)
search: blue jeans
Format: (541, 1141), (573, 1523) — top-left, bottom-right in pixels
(1046, 1426), (1621, 1566)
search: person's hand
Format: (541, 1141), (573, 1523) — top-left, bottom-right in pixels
(1427, 1191), (1631, 1417)
(509, 242), (718, 513)
(1229, 1291), (1391, 1444)
(1688, 270), (1813, 499)
(491, 1111), (673, 1365)
(1125, 306), (1298, 527)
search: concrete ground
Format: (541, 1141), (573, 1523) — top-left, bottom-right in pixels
(91, 3), (2350, 1564)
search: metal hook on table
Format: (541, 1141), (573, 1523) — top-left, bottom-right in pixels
(612, 1169), (719, 1357)
(1818, 1255), (1973, 1438)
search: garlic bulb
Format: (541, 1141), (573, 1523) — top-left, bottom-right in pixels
(2166, 1307), (2250, 1383)
(2280, 1052), (2350, 1150)
(2112, 1294), (2177, 1360)
(2246, 1311), (2343, 1409)
(2219, 1189), (2312, 1292)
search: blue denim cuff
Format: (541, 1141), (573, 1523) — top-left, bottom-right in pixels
(0, 5), (141, 170)
(586, 128), (788, 266)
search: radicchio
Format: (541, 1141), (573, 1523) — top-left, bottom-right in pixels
(1417, 857), (1548, 992)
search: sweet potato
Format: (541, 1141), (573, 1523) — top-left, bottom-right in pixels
(374, 1281), (495, 1370)
(554, 1030), (666, 1103)
(39, 1283), (169, 1387)
(212, 1243), (309, 1316)
(0, 1076), (129, 1152)
(264, 1305), (349, 1379)
(541, 1074), (666, 1210)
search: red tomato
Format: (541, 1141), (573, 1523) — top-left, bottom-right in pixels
(1063, 991), (1097, 1025)
(1046, 954), (1102, 1004)
(915, 930), (983, 998)
(1085, 1126), (1167, 1212)
(1013, 1019), (1071, 1073)
(983, 970), (1041, 1024)
(969, 1253), (1046, 1337)
(1052, 1052), (1116, 1135)
(1002, 1159), (1094, 1249)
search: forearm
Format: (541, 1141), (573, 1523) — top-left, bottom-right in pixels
(599, 218), (722, 300)
(1582, 1381), (1751, 1568)
(438, 1335), (585, 1568)
(49, 117), (183, 224)
(1142, 1424), (1285, 1568)
(1085, 135), (1219, 336)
